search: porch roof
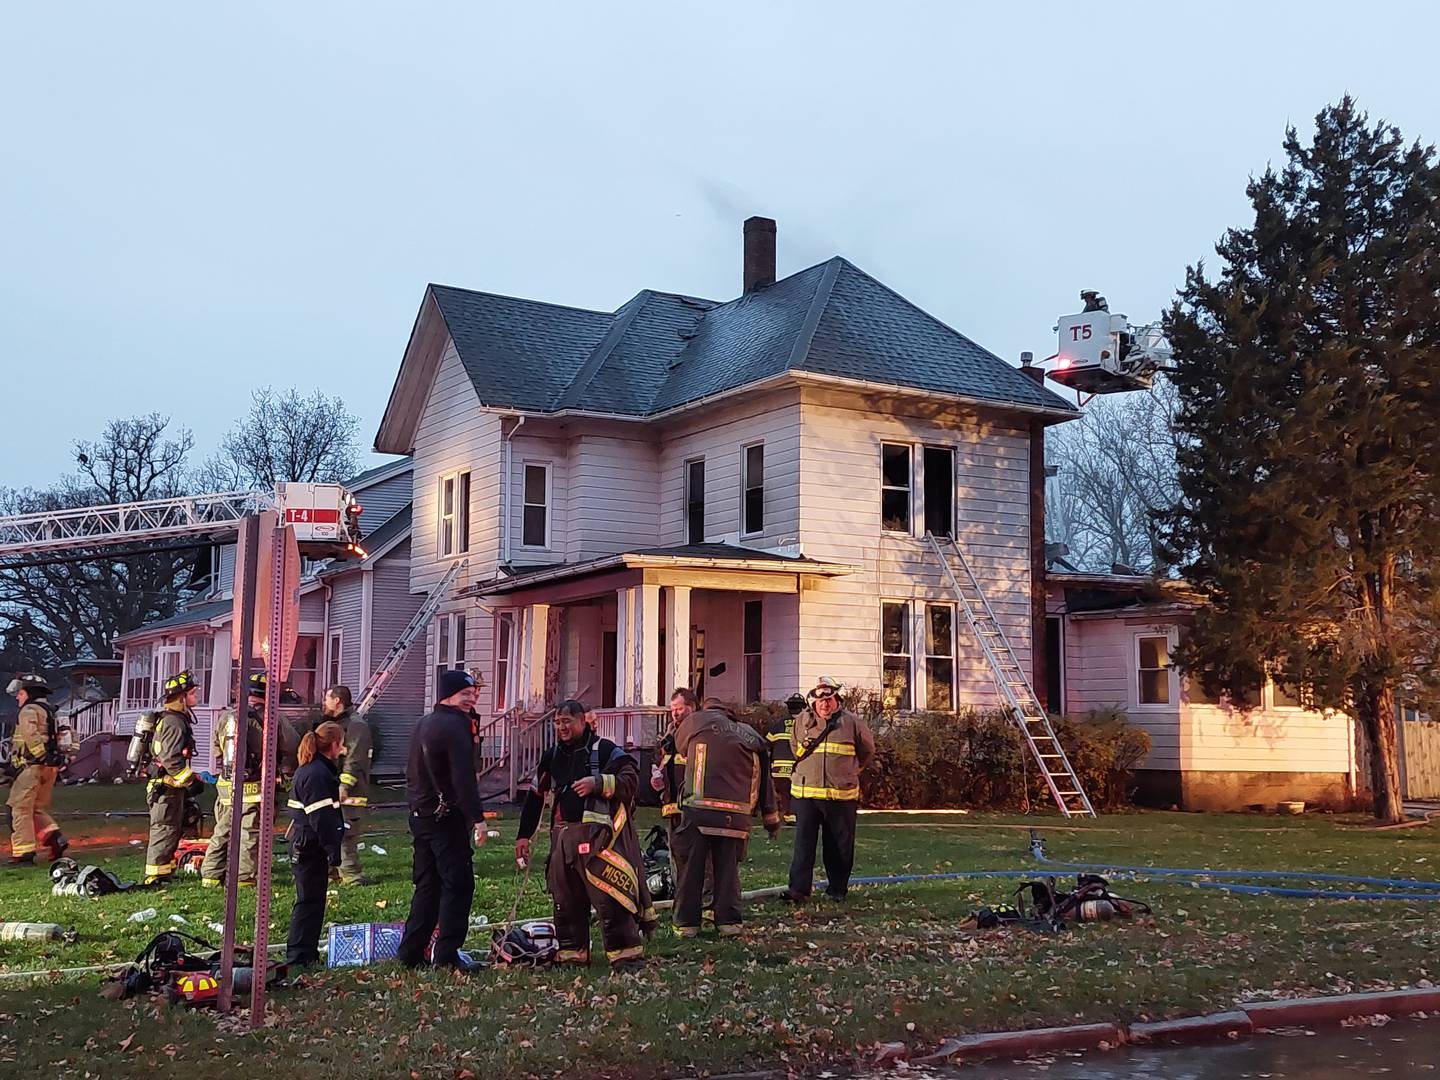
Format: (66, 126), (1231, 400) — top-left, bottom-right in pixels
(469, 542), (854, 603)
(113, 598), (233, 643)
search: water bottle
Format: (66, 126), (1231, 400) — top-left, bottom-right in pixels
(126, 908), (158, 923)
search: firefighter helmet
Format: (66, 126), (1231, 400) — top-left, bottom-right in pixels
(247, 671), (268, 697)
(807, 675), (845, 701)
(171, 970), (220, 1005)
(162, 670), (201, 700)
(5, 673), (51, 696)
(492, 920), (558, 967)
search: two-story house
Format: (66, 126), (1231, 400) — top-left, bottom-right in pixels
(375, 217), (1073, 780)
(109, 458), (424, 776)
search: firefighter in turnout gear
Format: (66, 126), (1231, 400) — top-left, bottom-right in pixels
(652, 688), (698, 893)
(768, 693), (805, 824)
(323, 684), (373, 884)
(144, 670), (203, 885)
(5, 675), (69, 866)
(199, 673), (269, 888)
(671, 704), (780, 938)
(786, 677), (875, 903)
(516, 699), (651, 971)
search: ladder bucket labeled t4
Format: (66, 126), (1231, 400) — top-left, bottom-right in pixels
(355, 558), (467, 718)
(927, 533), (1096, 818)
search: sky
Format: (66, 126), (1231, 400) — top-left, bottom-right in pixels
(3, 1), (1439, 490)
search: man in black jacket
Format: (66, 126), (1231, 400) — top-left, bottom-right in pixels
(397, 669), (488, 970)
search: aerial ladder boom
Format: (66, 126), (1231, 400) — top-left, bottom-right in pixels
(354, 558), (468, 718)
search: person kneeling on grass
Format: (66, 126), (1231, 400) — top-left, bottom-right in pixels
(285, 721), (346, 969)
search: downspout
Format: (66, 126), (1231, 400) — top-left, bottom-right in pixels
(501, 416), (527, 568)
(320, 581), (332, 689)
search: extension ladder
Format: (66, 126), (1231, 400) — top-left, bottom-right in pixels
(355, 558), (467, 717)
(927, 533), (1096, 818)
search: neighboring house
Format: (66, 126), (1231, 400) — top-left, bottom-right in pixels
(373, 217), (1077, 778)
(111, 458), (424, 773)
(1045, 572), (1357, 810)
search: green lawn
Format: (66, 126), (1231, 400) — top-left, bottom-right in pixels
(2, 783), (1438, 1079)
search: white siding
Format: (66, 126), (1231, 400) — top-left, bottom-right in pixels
(1063, 615), (1180, 769)
(657, 391), (802, 548)
(409, 342), (502, 596)
(564, 434), (660, 561)
(796, 390), (1033, 709)
(507, 432), (568, 567)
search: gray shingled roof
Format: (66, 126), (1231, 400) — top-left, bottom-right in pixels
(430, 257), (1075, 418)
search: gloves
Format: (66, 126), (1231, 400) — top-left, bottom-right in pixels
(198, 771), (217, 786)
(186, 775), (206, 795)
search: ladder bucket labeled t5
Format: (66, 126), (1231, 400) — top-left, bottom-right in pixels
(356, 558), (467, 718)
(927, 534), (1096, 818)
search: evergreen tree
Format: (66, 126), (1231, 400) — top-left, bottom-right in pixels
(1161, 99), (1440, 822)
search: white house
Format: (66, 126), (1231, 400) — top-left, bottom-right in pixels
(111, 458), (423, 774)
(373, 217), (1072, 787)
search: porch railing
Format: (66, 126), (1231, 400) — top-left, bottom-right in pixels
(507, 707), (560, 803)
(476, 704), (522, 785)
(592, 707), (668, 751)
(66, 699), (119, 739)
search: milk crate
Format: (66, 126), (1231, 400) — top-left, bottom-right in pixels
(326, 922), (405, 968)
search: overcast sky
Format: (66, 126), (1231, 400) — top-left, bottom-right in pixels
(3, 1), (1438, 490)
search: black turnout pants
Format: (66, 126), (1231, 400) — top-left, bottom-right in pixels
(398, 813), (474, 967)
(787, 798), (858, 899)
(286, 841), (331, 966)
(672, 819), (745, 933)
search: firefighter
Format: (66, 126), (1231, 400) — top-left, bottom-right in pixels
(786, 676), (875, 903)
(323, 685), (373, 885)
(515, 699), (648, 971)
(199, 673), (268, 888)
(4, 675), (69, 867)
(652, 688), (696, 878)
(285, 721), (346, 969)
(671, 703), (780, 938)
(768, 693), (805, 825)
(144, 670), (204, 885)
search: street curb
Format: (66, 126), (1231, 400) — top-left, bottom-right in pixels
(1242, 987), (1440, 1029)
(910, 986), (1440, 1066)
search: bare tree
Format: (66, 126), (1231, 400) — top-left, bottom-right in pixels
(197, 387), (360, 490)
(1046, 378), (1181, 573)
(0, 415), (200, 663)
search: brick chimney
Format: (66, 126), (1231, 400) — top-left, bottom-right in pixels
(743, 216), (776, 293)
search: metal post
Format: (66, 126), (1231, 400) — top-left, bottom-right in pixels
(250, 524), (289, 1027)
(217, 514), (260, 1014)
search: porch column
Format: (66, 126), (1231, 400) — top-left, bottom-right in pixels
(616, 587), (637, 706)
(525, 603), (550, 712)
(637, 583), (662, 706)
(664, 585), (692, 699)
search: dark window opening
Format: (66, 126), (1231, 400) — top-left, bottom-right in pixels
(923, 446), (955, 538)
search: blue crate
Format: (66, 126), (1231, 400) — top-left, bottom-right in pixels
(326, 923), (405, 968)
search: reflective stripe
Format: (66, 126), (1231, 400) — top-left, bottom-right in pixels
(595, 847), (639, 895)
(606, 944), (644, 962)
(556, 949), (589, 963)
(687, 796), (748, 812)
(163, 767), (195, 787)
(673, 925), (699, 938)
(660, 802), (680, 818)
(341, 796), (369, 806)
(790, 783), (860, 800)
(813, 741), (855, 756)
(201, 878), (222, 888)
(339, 772), (359, 787)
(584, 867), (639, 913)
(581, 810), (614, 828)
(11, 841), (37, 855)
(693, 742), (707, 801)
(771, 763), (795, 777)
(766, 731), (789, 742)
(601, 773), (616, 799)
(304, 798), (338, 814)
(716, 923), (744, 937)
(145, 862), (176, 875)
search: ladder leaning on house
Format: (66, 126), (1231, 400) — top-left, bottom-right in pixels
(355, 558), (468, 718)
(926, 533), (1096, 818)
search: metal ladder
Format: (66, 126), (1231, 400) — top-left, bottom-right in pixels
(356, 558), (467, 717)
(926, 533), (1095, 818)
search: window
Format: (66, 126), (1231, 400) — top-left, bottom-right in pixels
(494, 612), (514, 712)
(327, 630), (343, 688)
(923, 446), (955, 538)
(742, 444), (765, 536)
(924, 604), (956, 711)
(881, 601), (913, 710)
(685, 458), (705, 545)
(1137, 636), (1171, 705)
(743, 599), (763, 704)
(124, 642), (155, 709)
(438, 471), (470, 556)
(1272, 679), (1305, 709)
(289, 635), (321, 703)
(522, 464), (549, 548)
(881, 444), (912, 533)
(1045, 616), (1064, 714)
(184, 634), (214, 697)
(434, 612), (467, 696)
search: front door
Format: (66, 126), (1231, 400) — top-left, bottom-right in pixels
(156, 645), (184, 698)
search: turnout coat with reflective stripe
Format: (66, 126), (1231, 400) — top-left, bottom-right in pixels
(674, 708), (779, 837)
(150, 707), (197, 787)
(788, 706), (874, 801)
(336, 710), (373, 805)
(287, 756), (344, 864)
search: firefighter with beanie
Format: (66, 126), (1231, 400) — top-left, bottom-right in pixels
(516, 699), (650, 971)
(397, 668), (488, 971)
(5, 674), (69, 867)
(199, 673), (271, 888)
(786, 677), (874, 903)
(144, 670), (204, 885)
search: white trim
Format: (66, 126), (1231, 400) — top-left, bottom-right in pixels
(920, 443), (956, 539)
(880, 442), (914, 535)
(1131, 626), (1178, 710)
(360, 572), (375, 682)
(518, 460), (553, 551)
(327, 627), (345, 688)
(437, 470), (471, 558)
(880, 598), (914, 712)
(921, 601), (957, 712)
(683, 456), (706, 545)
